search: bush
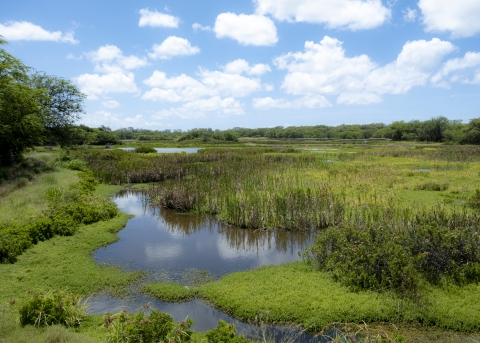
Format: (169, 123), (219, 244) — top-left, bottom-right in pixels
(103, 310), (193, 343)
(414, 181), (449, 191)
(305, 221), (480, 297)
(206, 320), (250, 343)
(19, 289), (86, 327)
(467, 189), (480, 209)
(134, 146), (156, 154)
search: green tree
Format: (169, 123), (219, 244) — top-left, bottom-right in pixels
(31, 72), (86, 147)
(0, 38), (46, 161)
(461, 118), (480, 144)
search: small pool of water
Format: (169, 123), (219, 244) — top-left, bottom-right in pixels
(94, 191), (311, 278)
(117, 148), (201, 154)
(91, 191), (315, 339)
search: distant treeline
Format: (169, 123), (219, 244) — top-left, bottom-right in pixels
(70, 116), (480, 145)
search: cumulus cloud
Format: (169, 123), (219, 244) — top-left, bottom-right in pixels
(142, 67), (264, 102)
(102, 100), (120, 108)
(139, 8), (180, 28)
(254, 0), (391, 30)
(192, 23), (212, 31)
(148, 36), (200, 60)
(431, 52), (480, 87)
(0, 21), (77, 43)
(86, 44), (148, 72)
(253, 95), (331, 110)
(75, 72), (138, 100)
(403, 7), (417, 22)
(223, 59), (271, 75)
(419, 0), (480, 38)
(153, 96), (245, 119)
(273, 36), (456, 105)
(214, 13), (278, 46)
(74, 45), (147, 99)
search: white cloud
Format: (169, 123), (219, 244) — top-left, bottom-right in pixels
(148, 36), (200, 60)
(86, 45), (148, 72)
(138, 8), (180, 28)
(253, 95), (331, 110)
(153, 96), (244, 119)
(254, 0), (391, 30)
(75, 45), (147, 99)
(75, 72), (138, 100)
(336, 93), (382, 105)
(0, 21), (77, 43)
(192, 23), (212, 31)
(142, 68), (263, 102)
(419, 0), (480, 38)
(274, 36), (456, 105)
(431, 52), (480, 87)
(214, 13), (278, 46)
(403, 7), (417, 22)
(102, 100), (120, 108)
(223, 59), (271, 75)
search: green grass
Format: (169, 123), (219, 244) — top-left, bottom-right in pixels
(142, 282), (198, 302)
(0, 169), (79, 227)
(169, 262), (480, 333)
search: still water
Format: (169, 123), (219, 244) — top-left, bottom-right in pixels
(117, 147), (201, 154)
(90, 191), (317, 339)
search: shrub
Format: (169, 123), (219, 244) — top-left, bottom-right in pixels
(19, 289), (86, 327)
(304, 220), (480, 297)
(206, 320), (250, 343)
(414, 182), (449, 191)
(103, 309), (193, 343)
(134, 146), (156, 154)
(467, 189), (480, 209)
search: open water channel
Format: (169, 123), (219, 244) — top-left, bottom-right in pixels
(88, 190), (328, 341)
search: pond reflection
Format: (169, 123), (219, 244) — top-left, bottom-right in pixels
(94, 191), (312, 279)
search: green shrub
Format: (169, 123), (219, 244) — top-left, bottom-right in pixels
(305, 221), (480, 297)
(103, 309), (193, 343)
(19, 289), (86, 327)
(134, 146), (156, 154)
(467, 189), (480, 209)
(206, 320), (250, 343)
(55, 197), (118, 225)
(414, 181), (449, 191)
(66, 159), (87, 171)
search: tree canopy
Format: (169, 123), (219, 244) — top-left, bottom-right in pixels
(0, 37), (85, 161)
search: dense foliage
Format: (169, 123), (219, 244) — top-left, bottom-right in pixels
(107, 117), (480, 144)
(0, 37), (85, 160)
(19, 289), (86, 327)
(103, 310), (194, 343)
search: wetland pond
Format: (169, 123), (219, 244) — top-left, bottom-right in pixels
(90, 190), (318, 340)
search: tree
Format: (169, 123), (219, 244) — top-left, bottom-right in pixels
(0, 37), (46, 160)
(461, 118), (480, 144)
(0, 37), (86, 161)
(31, 72), (86, 147)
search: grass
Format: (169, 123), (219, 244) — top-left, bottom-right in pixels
(0, 169), (79, 227)
(144, 262), (480, 333)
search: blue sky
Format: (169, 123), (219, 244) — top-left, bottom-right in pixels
(1, 0), (480, 130)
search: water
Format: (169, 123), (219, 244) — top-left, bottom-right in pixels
(91, 191), (315, 339)
(117, 147), (201, 154)
(94, 192), (310, 278)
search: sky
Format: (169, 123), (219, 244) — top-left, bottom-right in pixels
(1, 0), (480, 131)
